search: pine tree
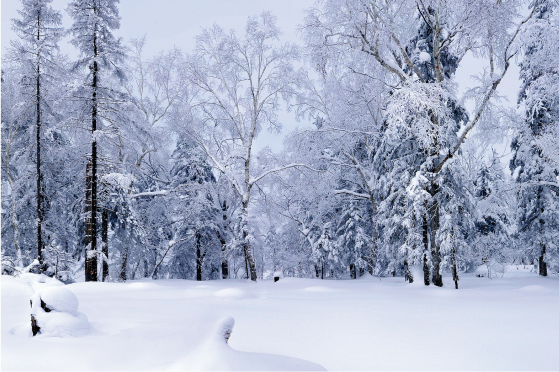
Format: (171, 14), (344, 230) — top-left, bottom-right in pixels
(67, 0), (125, 281)
(10, 0), (63, 272)
(511, 0), (559, 276)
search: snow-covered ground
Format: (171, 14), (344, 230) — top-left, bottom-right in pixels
(2, 267), (558, 371)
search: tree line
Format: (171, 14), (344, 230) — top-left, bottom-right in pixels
(2, 0), (558, 286)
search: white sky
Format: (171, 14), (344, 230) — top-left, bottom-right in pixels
(1, 0), (521, 157)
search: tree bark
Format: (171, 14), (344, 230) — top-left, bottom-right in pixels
(350, 263), (356, 279)
(85, 21), (99, 282)
(36, 65), (44, 271)
(101, 207), (109, 281)
(429, 185), (443, 287)
(404, 260), (413, 283)
(220, 200), (229, 279)
(422, 212), (431, 285)
(539, 244), (547, 276)
(119, 246), (128, 282)
(241, 207), (257, 281)
(196, 232), (202, 281)
(451, 228), (459, 289)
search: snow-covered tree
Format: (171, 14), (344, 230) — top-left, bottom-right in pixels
(67, 0), (125, 281)
(511, 0), (559, 276)
(6, 0), (64, 271)
(179, 12), (302, 281)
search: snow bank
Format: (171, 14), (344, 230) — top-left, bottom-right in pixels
(19, 273), (64, 291)
(213, 288), (256, 300)
(168, 317), (326, 371)
(30, 286), (90, 337)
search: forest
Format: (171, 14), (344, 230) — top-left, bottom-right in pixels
(2, 0), (559, 288)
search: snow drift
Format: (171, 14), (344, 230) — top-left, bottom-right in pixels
(168, 317), (325, 371)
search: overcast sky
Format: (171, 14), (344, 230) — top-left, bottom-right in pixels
(1, 0), (521, 156)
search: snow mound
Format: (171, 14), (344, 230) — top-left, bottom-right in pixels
(168, 317), (326, 371)
(519, 285), (549, 293)
(409, 266), (424, 286)
(30, 286), (90, 337)
(303, 286), (334, 292)
(33, 286), (80, 315)
(214, 288), (256, 300)
(19, 273), (64, 291)
(474, 264), (489, 277)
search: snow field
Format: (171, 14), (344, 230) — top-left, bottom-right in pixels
(2, 269), (559, 371)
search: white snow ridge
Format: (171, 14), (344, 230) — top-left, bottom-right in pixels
(168, 317), (326, 371)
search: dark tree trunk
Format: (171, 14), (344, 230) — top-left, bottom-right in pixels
(101, 207), (109, 281)
(539, 244), (547, 276)
(85, 30), (99, 281)
(36, 67), (45, 271)
(350, 263), (356, 279)
(314, 265), (320, 278)
(429, 186), (443, 287)
(219, 235), (228, 279)
(422, 213), (431, 286)
(451, 229), (459, 289)
(196, 232), (203, 281)
(321, 260), (324, 280)
(220, 201), (229, 279)
(404, 260), (413, 283)
(119, 246), (128, 282)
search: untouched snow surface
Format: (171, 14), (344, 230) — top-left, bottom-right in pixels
(2, 268), (559, 371)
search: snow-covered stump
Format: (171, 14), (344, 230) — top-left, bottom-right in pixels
(29, 286), (90, 337)
(273, 270), (283, 282)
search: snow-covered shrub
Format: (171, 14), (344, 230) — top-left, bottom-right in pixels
(30, 286), (89, 337)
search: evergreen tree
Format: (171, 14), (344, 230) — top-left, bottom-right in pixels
(67, 0), (125, 281)
(511, 0), (559, 276)
(9, 0), (63, 271)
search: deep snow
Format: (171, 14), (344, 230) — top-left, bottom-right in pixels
(2, 267), (559, 371)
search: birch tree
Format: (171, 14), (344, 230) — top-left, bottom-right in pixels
(179, 12), (301, 281)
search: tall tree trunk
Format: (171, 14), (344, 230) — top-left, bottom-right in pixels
(422, 212), (431, 285)
(241, 206), (257, 281)
(119, 246), (128, 282)
(451, 228), (459, 289)
(196, 232), (202, 281)
(539, 244), (547, 276)
(36, 67), (44, 271)
(85, 19), (99, 281)
(219, 235), (228, 279)
(429, 185), (443, 287)
(101, 207), (109, 281)
(220, 201), (229, 279)
(404, 259), (413, 283)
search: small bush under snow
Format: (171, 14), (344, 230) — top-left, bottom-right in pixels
(30, 286), (89, 337)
